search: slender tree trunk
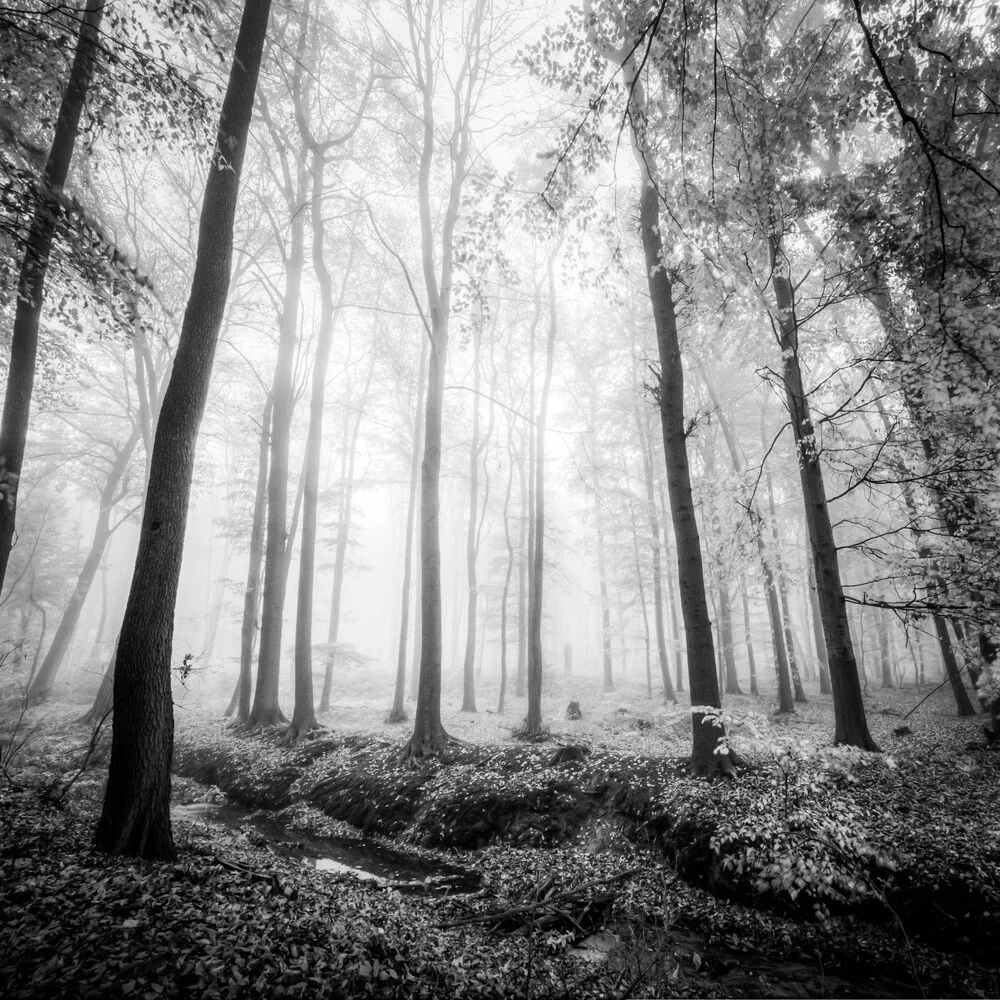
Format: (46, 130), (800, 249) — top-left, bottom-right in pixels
(407, 326), (449, 755)
(637, 407), (675, 703)
(741, 582), (759, 695)
(390, 340), (428, 722)
(227, 397), (271, 722)
(247, 189), (308, 728)
(26, 424), (141, 704)
(95, 0), (272, 858)
(932, 594), (976, 715)
(808, 562), (832, 694)
(320, 357), (373, 712)
(877, 605), (894, 690)
(461, 331), (482, 712)
(409, 556), (424, 701)
(525, 245), (561, 733)
(627, 89), (729, 773)
(283, 152), (349, 744)
(0, 0), (104, 594)
(515, 443), (527, 698)
(79, 645), (116, 727)
(769, 235), (878, 750)
(594, 487), (614, 693)
(497, 442), (514, 715)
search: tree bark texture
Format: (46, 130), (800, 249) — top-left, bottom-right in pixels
(95, 0), (273, 858)
(769, 235), (879, 750)
(626, 81), (728, 773)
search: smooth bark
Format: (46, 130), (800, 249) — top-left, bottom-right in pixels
(390, 340), (428, 722)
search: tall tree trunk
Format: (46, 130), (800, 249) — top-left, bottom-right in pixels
(247, 125), (310, 730)
(657, 477), (684, 693)
(762, 461), (807, 704)
(497, 436), (514, 715)
(227, 396), (271, 722)
(461, 330), (483, 712)
(769, 235), (878, 750)
(319, 355), (373, 712)
(515, 443), (528, 698)
(808, 562), (832, 694)
(877, 605), (894, 690)
(636, 406), (675, 703)
(95, 0), (272, 858)
(390, 340), (428, 723)
(623, 447), (653, 697)
(283, 152), (350, 744)
(740, 581), (759, 696)
(403, 0), (483, 758)
(626, 86), (730, 773)
(525, 244), (561, 734)
(931, 592), (976, 715)
(0, 0), (104, 594)
(593, 485), (614, 693)
(26, 424), (141, 704)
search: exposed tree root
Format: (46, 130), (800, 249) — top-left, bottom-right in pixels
(277, 718), (320, 748)
(400, 727), (460, 765)
(235, 708), (288, 736)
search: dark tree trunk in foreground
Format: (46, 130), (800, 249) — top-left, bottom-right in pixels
(525, 244), (560, 734)
(769, 235), (878, 751)
(0, 0), (104, 594)
(591, 25), (733, 773)
(390, 340), (427, 723)
(226, 397), (271, 723)
(26, 425), (140, 704)
(95, 0), (272, 858)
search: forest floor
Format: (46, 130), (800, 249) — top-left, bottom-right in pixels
(2, 673), (1000, 998)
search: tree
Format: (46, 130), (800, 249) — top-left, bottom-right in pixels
(393, 0), (492, 760)
(389, 339), (428, 723)
(585, 1), (735, 775)
(243, 6), (312, 730)
(524, 239), (561, 734)
(0, 0), (104, 595)
(94, 0), (274, 859)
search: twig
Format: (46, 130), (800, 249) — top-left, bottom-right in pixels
(435, 868), (641, 929)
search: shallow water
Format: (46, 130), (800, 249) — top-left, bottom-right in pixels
(171, 800), (480, 895)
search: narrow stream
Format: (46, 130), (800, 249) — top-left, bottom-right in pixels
(171, 801), (480, 895)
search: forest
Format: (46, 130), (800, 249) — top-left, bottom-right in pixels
(1, 0), (998, 996)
